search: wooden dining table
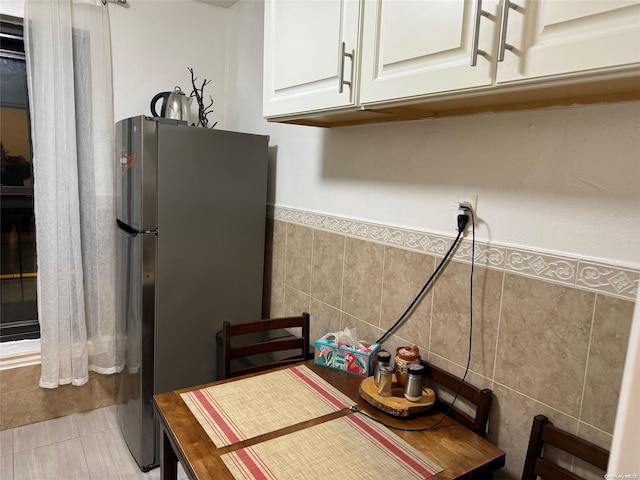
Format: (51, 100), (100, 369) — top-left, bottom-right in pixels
(153, 360), (505, 480)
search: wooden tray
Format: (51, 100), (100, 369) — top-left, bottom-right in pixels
(359, 376), (436, 418)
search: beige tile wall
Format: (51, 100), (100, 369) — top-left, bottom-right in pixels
(0, 366), (117, 430)
(264, 214), (636, 480)
(1, 207), (634, 478)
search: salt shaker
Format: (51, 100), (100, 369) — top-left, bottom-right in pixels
(373, 350), (392, 386)
(403, 363), (425, 402)
(377, 365), (394, 397)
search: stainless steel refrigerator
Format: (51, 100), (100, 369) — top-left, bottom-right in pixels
(114, 115), (268, 471)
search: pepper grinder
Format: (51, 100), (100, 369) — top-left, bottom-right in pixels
(404, 363), (425, 402)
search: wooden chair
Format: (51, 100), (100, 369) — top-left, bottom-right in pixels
(420, 359), (493, 438)
(221, 312), (310, 379)
(522, 414), (609, 480)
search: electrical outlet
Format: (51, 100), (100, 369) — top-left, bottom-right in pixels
(458, 194), (478, 213)
(450, 194), (477, 232)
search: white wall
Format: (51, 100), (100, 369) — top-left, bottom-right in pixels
(226, 0), (640, 269)
(109, 0), (228, 126)
(7, 0), (637, 267)
(2, 0), (228, 127)
(609, 300), (640, 474)
(0, 0), (23, 17)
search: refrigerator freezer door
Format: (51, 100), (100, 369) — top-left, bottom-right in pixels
(115, 224), (157, 469)
(115, 116), (158, 232)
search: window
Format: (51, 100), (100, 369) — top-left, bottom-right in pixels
(1, 16), (39, 342)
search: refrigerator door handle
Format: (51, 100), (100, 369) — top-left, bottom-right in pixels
(117, 219), (157, 237)
(117, 219), (138, 237)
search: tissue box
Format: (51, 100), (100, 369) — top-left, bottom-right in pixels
(314, 333), (381, 377)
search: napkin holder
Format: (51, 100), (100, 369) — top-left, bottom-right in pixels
(314, 332), (380, 377)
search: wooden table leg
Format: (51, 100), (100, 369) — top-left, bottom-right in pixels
(160, 426), (178, 480)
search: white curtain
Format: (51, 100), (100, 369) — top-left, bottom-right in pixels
(24, 0), (117, 388)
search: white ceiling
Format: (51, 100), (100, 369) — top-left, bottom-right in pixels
(196, 0), (239, 8)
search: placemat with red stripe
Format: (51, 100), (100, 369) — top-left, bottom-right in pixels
(180, 365), (355, 447)
(221, 413), (443, 480)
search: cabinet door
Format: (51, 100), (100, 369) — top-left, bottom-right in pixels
(263, 0), (360, 118)
(359, 0), (498, 105)
(497, 0), (640, 83)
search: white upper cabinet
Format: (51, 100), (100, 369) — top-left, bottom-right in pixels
(496, 0), (640, 83)
(263, 0), (640, 124)
(263, 0), (361, 117)
(359, 0), (499, 104)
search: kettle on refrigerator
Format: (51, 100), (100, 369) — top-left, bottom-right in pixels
(150, 86), (192, 124)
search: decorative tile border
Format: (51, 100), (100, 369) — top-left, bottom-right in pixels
(456, 240), (506, 270)
(577, 261), (639, 299)
(269, 205), (639, 301)
(505, 249), (578, 287)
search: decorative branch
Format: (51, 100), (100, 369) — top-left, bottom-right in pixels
(188, 67), (217, 128)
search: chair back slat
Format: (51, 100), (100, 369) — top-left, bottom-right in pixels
(229, 337), (306, 360)
(420, 360), (492, 438)
(534, 459), (584, 480)
(522, 415), (610, 480)
(225, 316), (309, 336)
(221, 312), (310, 379)
(540, 424), (609, 470)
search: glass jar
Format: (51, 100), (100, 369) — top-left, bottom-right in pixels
(395, 345), (420, 386)
(377, 365), (394, 397)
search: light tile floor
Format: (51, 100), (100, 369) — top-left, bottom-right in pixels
(0, 405), (188, 480)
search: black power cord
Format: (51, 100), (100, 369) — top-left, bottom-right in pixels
(355, 205), (476, 432)
(375, 209), (470, 345)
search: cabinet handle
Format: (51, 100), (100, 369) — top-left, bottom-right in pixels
(339, 41), (353, 94)
(471, 0), (489, 66)
(498, 0), (517, 62)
